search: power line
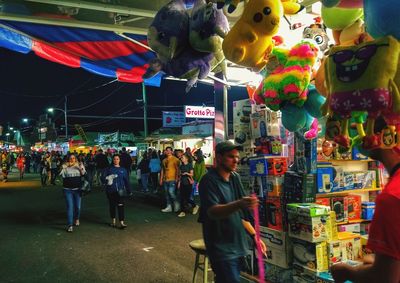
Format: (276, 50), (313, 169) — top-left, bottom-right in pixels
(68, 84), (124, 112)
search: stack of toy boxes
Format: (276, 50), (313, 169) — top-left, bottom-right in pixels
(294, 132), (318, 174)
(287, 203), (331, 278)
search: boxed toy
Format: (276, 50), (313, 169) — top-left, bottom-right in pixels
(264, 262), (293, 283)
(353, 171), (375, 189)
(315, 197), (330, 207)
(294, 133), (318, 174)
(338, 223), (361, 233)
(361, 235), (373, 256)
(328, 240), (343, 266)
(292, 239), (329, 272)
(249, 156), (268, 176)
(347, 195), (361, 221)
(317, 165), (335, 193)
(331, 197), (349, 223)
(338, 232), (362, 261)
(283, 172), (316, 204)
(362, 202), (375, 220)
(287, 203), (330, 243)
(325, 211), (338, 241)
(292, 264), (318, 283)
(260, 226), (292, 269)
(352, 146), (368, 160)
(266, 197), (283, 231)
(267, 157), (288, 176)
(360, 222), (371, 235)
(233, 99), (252, 146)
(250, 108), (280, 139)
(266, 175), (284, 197)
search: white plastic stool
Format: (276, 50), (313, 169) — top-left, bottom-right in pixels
(189, 239), (212, 283)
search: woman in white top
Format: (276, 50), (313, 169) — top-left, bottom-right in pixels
(60, 154), (86, 232)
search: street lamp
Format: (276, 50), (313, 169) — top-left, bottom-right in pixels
(47, 104), (68, 139)
(22, 118), (29, 123)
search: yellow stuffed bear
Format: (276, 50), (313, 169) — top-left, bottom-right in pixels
(222, 0), (283, 72)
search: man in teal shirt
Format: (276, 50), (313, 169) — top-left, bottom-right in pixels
(199, 141), (266, 283)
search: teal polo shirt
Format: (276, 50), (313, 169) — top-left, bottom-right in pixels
(198, 168), (250, 262)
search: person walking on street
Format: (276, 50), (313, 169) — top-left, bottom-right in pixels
(103, 154), (131, 229)
(85, 153), (96, 188)
(331, 118), (400, 283)
(149, 151), (161, 193)
(160, 147), (181, 213)
(120, 147), (132, 176)
(199, 141), (266, 283)
(1, 151), (10, 182)
(95, 149), (109, 186)
(25, 153), (31, 173)
(138, 152), (150, 192)
(60, 154), (86, 232)
(40, 155), (50, 186)
(16, 153), (26, 180)
(177, 154), (199, 217)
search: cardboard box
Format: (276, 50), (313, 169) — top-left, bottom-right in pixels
(315, 198), (330, 207)
(338, 232), (362, 261)
(292, 239), (329, 272)
(250, 109), (280, 139)
(347, 195), (361, 221)
(233, 99), (252, 146)
(328, 241), (343, 266)
(325, 211), (338, 241)
(294, 133), (317, 174)
(317, 165), (335, 193)
(287, 204), (330, 243)
(264, 263), (293, 283)
(361, 235), (373, 256)
(331, 197), (348, 223)
(267, 175), (284, 197)
(292, 264), (319, 283)
(267, 157), (288, 176)
(249, 156), (269, 176)
(283, 172), (316, 204)
(260, 226), (292, 269)
(338, 223), (361, 233)
(266, 197), (283, 231)
(362, 202), (375, 220)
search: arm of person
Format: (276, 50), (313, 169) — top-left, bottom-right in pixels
(207, 196), (258, 220)
(242, 219), (267, 257)
(331, 253), (400, 283)
(175, 160), (180, 183)
(123, 170), (132, 194)
(159, 168), (164, 186)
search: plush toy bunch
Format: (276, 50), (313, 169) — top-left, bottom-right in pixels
(144, 0), (229, 92)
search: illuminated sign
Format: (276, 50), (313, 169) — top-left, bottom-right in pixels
(184, 106), (215, 119)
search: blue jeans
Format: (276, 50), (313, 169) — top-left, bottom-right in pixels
(141, 173), (149, 191)
(63, 189), (82, 226)
(163, 181), (177, 206)
(210, 257), (242, 283)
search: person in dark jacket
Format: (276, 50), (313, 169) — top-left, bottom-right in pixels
(103, 154), (131, 229)
(95, 149), (109, 186)
(120, 147), (133, 176)
(138, 152), (150, 192)
(60, 154), (86, 232)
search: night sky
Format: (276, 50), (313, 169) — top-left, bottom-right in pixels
(0, 47), (248, 136)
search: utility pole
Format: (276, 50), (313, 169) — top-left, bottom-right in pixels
(64, 95), (68, 140)
(142, 83), (148, 138)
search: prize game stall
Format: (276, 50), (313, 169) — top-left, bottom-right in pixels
(219, 0), (399, 282)
(144, 0), (399, 282)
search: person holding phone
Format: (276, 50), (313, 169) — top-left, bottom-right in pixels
(60, 154), (86, 232)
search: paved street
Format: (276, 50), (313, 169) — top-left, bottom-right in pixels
(0, 172), (203, 283)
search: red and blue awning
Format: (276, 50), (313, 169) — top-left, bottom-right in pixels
(0, 20), (161, 86)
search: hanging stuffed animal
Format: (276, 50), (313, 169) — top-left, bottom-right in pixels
(323, 36), (400, 150)
(321, 0), (363, 8)
(189, 0), (230, 53)
(145, 0), (223, 92)
(147, 0), (189, 63)
(189, 0), (229, 75)
(364, 0), (400, 40)
(211, 0), (303, 15)
(257, 40), (320, 109)
(222, 0), (283, 72)
(302, 18), (330, 54)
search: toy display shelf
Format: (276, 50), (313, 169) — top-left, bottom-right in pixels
(324, 159), (374, 162)
(316, 188), (382, 197)
(336, 219), (372, 225)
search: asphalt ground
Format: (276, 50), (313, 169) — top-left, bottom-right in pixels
(0, 171), (204, 283)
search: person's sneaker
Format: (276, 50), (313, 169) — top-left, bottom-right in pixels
(192, 205), (199, 215)
(178, 212), (186, 218)
(66, 226), (73, 233)
(74, 220), (80, 226)
(173, 202), (181, 212)
(120, 222), (127, 229)
(161, 205), (172, 213)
